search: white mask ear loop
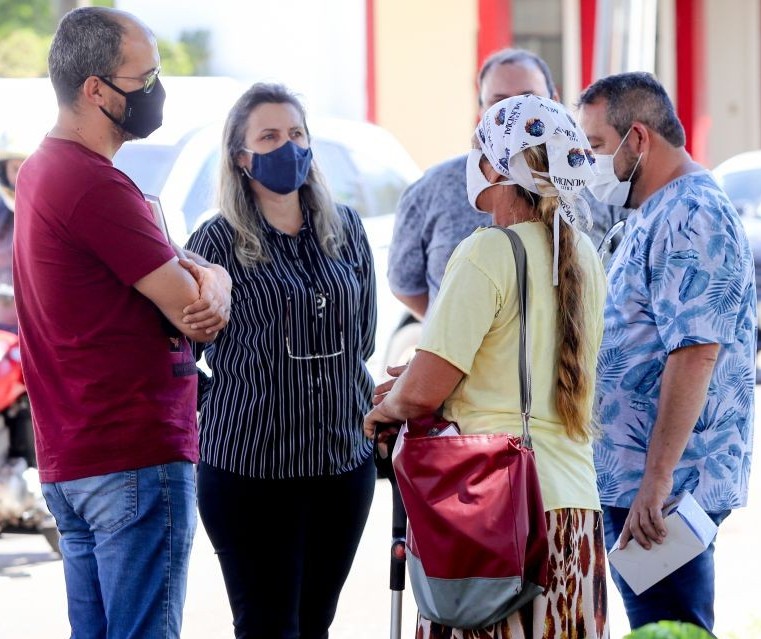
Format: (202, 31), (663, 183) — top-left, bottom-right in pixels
(553, 208), (560, 286)
(615, 127), (644, 186)
(627, 152), (643, 182)
(240, 148), (255, 180)
(613, 127), (633, 157)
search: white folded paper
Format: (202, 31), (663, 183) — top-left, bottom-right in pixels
(608, 491), (718, 595)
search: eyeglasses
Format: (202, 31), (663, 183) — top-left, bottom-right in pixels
(101, 66), (161, 94)
(285, 291), (345, 360)
(596, 219), (627, 268)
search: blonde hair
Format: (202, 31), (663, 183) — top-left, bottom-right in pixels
(519, 145), (594, 442)
(217, 83), (344, 267)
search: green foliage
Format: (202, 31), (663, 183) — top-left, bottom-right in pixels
(179, 29), (211, 75)
(157, 30), (212, 76)
(0, 29), (51, 77)
(625, 621), (713, 639)
(0, 4), (209, 78)
(157, 38), (194, 76)
(0, 0), (55, 38)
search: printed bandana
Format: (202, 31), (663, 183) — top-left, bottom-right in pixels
(475, 94), (597, 284)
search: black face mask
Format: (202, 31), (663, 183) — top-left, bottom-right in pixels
(98, 76), (166, 139)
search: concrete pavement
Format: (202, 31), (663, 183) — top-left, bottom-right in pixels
(1, 430), (760, 638)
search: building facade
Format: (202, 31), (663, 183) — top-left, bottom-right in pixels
(116, 0), (761, 171)
(369, 0), (761, 169)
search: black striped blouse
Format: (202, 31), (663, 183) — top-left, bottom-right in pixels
(185, 204), (377, 478)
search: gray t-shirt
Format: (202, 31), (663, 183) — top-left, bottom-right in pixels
(387, 155), (481, 303)
(387, 153), (627, 310)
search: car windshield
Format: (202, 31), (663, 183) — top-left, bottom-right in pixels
(113, 144), (180, 196)
(182, 149), (220, 229)
(311, 139), (365, 214)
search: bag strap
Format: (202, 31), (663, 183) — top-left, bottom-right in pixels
(494, 227), (533, 449)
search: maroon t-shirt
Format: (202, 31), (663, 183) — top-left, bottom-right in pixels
(13, 137), (199, 482)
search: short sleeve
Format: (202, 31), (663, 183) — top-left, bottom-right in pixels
(649, 199), (744, 352)
(387, 180), (429, 296)
(416, 240), (507, 374)
(68, 179), (175, 286)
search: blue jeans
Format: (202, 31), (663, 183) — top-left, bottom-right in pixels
(42, 462), (197, 639)
(603, 505), (730, 635)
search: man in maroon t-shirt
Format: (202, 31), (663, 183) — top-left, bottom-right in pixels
(13, 7), (231, 638)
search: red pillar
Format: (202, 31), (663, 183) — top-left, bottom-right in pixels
(674, 0), (707, 162)
(477, 0), (513, 70)
(579, 0), (597, 89)
(365, 0), (377, 123)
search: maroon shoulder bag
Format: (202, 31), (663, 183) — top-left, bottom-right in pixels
(391, 227), (550, 629)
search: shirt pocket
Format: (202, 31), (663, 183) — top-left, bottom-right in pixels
(285, 287), (345, 360)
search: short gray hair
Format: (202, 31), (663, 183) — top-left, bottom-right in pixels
(577, 72), (685, 147)
(48, 7), (126, 107)
(477, 48), (556, 105)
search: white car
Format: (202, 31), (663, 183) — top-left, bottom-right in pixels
(109, 77), (422, 381)
(713, 151), (761, 382)
(712, 152), (761, 344)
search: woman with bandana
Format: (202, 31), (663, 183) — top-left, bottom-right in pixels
(185, 82), (377, 639)
(364, 94), (610, 638)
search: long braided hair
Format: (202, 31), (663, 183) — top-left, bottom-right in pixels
(516, 144), (594, 442)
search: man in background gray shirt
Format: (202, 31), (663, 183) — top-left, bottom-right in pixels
(388, 48), (626, 319)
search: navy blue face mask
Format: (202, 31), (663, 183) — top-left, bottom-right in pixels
(243, 141), (313, 195)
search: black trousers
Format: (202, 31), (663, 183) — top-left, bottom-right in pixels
(197, 457), (375, 639)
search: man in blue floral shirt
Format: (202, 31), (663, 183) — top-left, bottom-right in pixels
(578, 72), (756, 634)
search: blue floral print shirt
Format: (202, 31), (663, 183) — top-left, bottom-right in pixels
(594, 170), (756, 513)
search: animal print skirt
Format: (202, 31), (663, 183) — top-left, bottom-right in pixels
(416, 508), (609, 639)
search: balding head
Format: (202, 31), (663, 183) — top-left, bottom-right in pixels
(477, 48), (557, 107)
(48, 6), (154, 107)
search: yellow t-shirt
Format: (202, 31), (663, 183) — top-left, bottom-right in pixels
(416, 222), (607, 511)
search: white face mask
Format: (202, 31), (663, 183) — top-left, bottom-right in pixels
(587, 128), (642, 207)
(466, 149), (514, 213)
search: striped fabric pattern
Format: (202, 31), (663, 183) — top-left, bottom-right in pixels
(185, 204), (377, 479)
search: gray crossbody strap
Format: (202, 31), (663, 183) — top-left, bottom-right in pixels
(495, 227), (533, 449)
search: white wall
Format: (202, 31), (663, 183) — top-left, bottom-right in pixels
(704, 0), (761, 166)
(373, 0), (478, 170)
(116, 0), (367, 120)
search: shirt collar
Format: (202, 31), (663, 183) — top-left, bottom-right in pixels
(257, 199), (314, 239)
